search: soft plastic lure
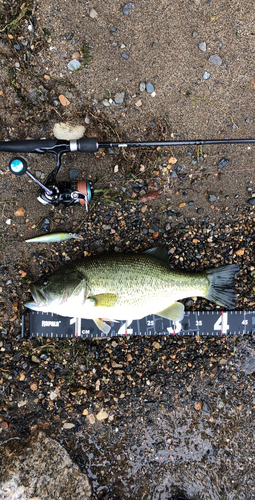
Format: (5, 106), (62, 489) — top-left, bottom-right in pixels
(25, 232), (83, 243)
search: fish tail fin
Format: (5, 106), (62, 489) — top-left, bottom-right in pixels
(205, 264), (239, 309)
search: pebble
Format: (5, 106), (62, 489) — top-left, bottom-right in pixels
(217, 158), (229, 169)
(209, 194), (217, 202)
(140, 82), (146, 92)
(121, 53), (129, 60)
(247, 197), (255, 205)
(102, 99), (111, 107)
(63, 422), (75, 429)
(199, 42), (206, 53)
(203, 71), (211, 80)
(209, 54), (222, 65)
(146, 82), (154, 93)
(41, 218), (51, 232)
(67, 59), (81, 71)
(123, 2), (135, 15)
(89, 8), (98, 18)
(28, 89), (38, 103)
(114, 92), (125, 104)
(50, 391), (58, 400)
(87, 414), (96, 424)
(31, 355), (40, 364)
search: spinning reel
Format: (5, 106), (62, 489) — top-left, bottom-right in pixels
(8, 138), (97, 211)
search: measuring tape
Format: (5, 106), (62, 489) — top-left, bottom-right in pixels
(22, 309), (255, 339)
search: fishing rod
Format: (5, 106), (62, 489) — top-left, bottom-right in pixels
(2, 136), (255, 210)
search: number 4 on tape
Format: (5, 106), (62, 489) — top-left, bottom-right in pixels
(214, 312), (229, 335)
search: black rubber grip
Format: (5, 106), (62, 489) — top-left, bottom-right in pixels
(78, 137), (98, 153)
(0, 139), (59, 153)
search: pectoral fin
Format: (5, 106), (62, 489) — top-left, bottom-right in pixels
(157, 302), (184, 321)
(88, 293), (117, 308)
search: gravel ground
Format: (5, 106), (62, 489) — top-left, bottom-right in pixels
(0, 1), (255, 499)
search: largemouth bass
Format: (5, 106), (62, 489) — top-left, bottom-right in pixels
(25, 247), (239, 334)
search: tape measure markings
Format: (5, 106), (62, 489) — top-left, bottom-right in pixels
(21, 309), (255, 339)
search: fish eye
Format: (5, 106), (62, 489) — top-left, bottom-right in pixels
(42, 279), (49, 286)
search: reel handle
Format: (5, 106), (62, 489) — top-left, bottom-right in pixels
(9, 157), (54, 196)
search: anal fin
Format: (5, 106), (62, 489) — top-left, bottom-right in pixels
(157, 302), (184, 321)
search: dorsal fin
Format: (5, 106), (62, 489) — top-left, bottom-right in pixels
(143, 246), (169, 264)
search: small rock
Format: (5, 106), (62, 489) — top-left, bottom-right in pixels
(50, 391), (58, 400)
(59, 94), (70, 106)
(217, 400), (224, 409)
(140, 82), (146, 92)
(114, 92), (125, 104)
(96, 409), (109, 421)
(152, 341), (161, 350)
(203, 71), (211, 80)
(67, 59), (81, 71)
(63, 422), (75, 429)
(123, 2), (135, 15)
(89, 8), (98, 18)
(121, 53), (129, 59)
(217, 158), (229, 169)
(14, 207), (25, 217)
(198, 42), (206, 53)
(17, 400), (27, 408)
(6, 219), (11, 225)
(209, 194), (217, 202)
(146, 82), (154, 93)
(87, 414), (96, 424)
(194, 401), (202, 411)
(31, 355), (40, 364)
(30, 382), (38, 391)
(40, 218), (51, 232)
(102, 98), (110, 107)
(28, 89), (38, 103)
(135, 99), (142, 107)
(53, 122), (85, 140)
(209, 54), (222, 65)
(65, 33), (74, 40)
(247, 197), (255, 205)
